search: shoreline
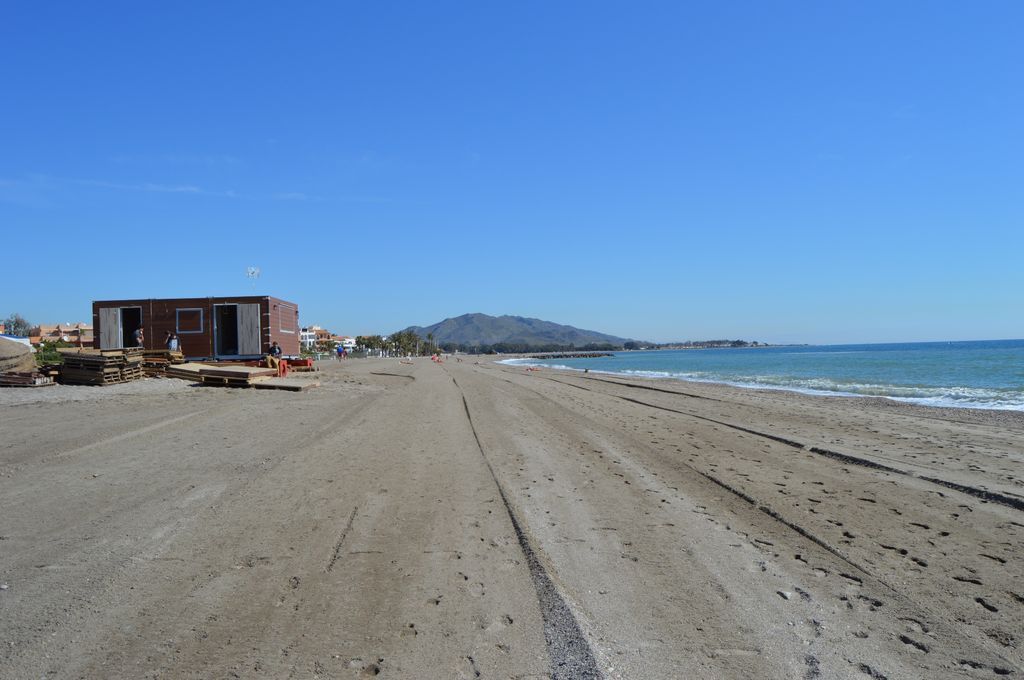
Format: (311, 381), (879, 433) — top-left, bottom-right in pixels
(497, 356), (1024, 418)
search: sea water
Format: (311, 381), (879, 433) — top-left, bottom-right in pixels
(501, 340), (1024, 411)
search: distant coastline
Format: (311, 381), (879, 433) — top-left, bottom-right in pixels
(626, 340), (781, 351)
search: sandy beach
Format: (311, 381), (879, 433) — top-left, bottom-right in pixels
(1, 357), (1021, 678)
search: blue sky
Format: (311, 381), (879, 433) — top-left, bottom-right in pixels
(2, 2), (1021, 344)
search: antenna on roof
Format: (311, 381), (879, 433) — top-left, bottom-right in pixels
(246, 266), (261, 289)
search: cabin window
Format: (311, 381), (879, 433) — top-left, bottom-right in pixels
(176, 308), (204, 334)
(278, 303), (296, 333)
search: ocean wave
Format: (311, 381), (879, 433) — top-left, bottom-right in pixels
(722, 377), (1024, 411)
(498, 358), (579, 371)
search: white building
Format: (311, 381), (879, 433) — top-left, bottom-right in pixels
(300, 327), (317, 349)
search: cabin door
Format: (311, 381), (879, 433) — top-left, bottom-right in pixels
(119, 307), (142, 348)
(213, 303), (261, 357)
(237, 304), (261, 355)
(99, 306), (143, 349)
(213, 305), (238, 356)
(99, 308), (120, 349)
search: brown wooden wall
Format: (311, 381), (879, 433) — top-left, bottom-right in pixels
(92, 296), (300, 358)
(265, 296), (301, 356)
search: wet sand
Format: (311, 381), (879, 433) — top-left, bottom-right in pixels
(1, 358), (1021, 678)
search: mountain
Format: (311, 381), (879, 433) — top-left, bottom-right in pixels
(400, 313), (630, 348)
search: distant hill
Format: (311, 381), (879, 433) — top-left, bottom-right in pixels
(400, 313), (630, 349)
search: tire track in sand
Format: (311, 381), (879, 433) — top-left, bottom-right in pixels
(535, 371), (1024, 513)
(449, 372), (601, 680)
(48, 410), (206, 460)
(488, 365), (1022, 676)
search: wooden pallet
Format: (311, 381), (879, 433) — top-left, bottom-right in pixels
(62, 356), (143, 366)
(143, 350), (185, 362)
(164, 363), (207, 382)
(61, 377), (131, 386)
(198, 365), (278, 380)
(254, 378), (320, 392)
(61, 367), (110, 377)
(198, 374), (273, 388)
(61, 376), (122, 386)
(62, 358), (120, 367)
(61, 366), (144, 385)
(60, 348), (143, 358)
(0, 372), (55, 387)
(59, 346), (145, 386)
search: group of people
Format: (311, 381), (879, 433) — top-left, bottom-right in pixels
(130, 327), (182, 352)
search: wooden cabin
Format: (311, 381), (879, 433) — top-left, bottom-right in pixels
(92, 296), (300, 359)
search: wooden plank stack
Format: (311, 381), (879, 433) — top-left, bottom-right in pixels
(58, 348), (145, 385)
(142, 350), (186, 377)
(0, 371), (55, 387)
(197, 364), (278, 388)
(164, 362), (313, 390)
(165, 362), (206, 382)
